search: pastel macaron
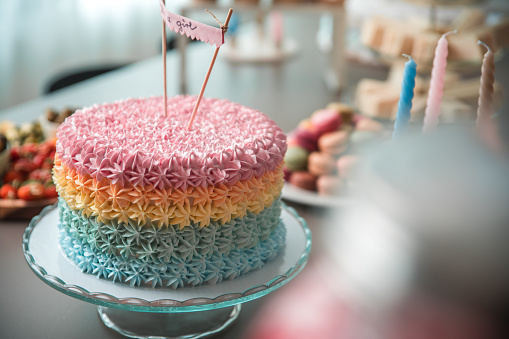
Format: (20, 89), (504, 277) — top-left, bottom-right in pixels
(317, 175), (343, 195)
(318, 130), (349, 156)
(292, 128), (320, 152)
(290, 171), (318, 191)
(307, 152), (337, 176)
(287, 134), (299, 147)
(298, 118), (314, 131)
(283, 167), (292, 181)
(311, 109), (342, 135)
(284, 145), (309, 171)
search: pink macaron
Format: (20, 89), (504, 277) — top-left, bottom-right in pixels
(283, 167), (293, 181)
(311, 109), (342, 135)
(290, 171), (318, 191)
(293, 128), (320, 152)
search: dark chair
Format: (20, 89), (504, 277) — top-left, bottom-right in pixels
(43, 65), (126, 94)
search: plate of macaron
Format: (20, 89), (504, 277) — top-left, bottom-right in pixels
(282, 102), (390, 208)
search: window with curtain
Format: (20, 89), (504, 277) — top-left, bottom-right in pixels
(0, 0), (185, 110)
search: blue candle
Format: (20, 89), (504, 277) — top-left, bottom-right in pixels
(393, 54), (417, 139)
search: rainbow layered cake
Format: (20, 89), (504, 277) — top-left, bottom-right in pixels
(54, 96), (287, 288)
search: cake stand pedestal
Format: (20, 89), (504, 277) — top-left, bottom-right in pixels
(97, 305), (241, 338)
(23, 204), (311, 339)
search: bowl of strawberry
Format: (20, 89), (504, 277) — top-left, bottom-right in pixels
(0, 139), (58, 219)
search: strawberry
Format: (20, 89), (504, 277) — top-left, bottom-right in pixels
(44, 184), (58, 199)
(33, 154), (46, 168)
(28, 169), (52, 183)
(10, 147), (21, 161)
(0, 184), (17, 199)
(3, 170), (24, 183)
(17, 182), (45, 201)
(10, 179), (21, 189)
(41, 157), (54, 170)
(13, 158), (36, 174)
(21, 143), (38, 157)
(37, 143), (53, 157)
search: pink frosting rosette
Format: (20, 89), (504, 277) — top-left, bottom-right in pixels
(56, 96), (287, 189)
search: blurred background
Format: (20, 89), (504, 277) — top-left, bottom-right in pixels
(1, 0), (509, 338)
(0, 0), (162, 109)
(2, 0), (508, 111)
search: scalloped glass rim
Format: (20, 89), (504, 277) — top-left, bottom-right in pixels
(23, 203), (311, 313)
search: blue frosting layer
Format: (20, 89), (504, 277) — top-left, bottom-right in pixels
(59, 221), (286, 288)
(58, 197), (282, 262)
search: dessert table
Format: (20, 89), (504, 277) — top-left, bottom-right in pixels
(2, 12), (508, 338)
(0, 16), (369, 338)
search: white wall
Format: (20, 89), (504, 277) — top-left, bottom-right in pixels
(0, 0), (185, 110)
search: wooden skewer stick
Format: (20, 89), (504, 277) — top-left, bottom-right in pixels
(162, 0), (168, 117)
(187, 8), (234, 131)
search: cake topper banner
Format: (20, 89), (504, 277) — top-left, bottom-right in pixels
(159, 0), (224, 47)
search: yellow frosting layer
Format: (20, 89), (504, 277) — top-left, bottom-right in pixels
(53, 158), (284, 229)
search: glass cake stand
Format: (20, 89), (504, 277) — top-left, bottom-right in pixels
(23, 204), (312, 339)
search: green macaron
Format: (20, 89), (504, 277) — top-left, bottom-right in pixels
(284, 145), (309, 171)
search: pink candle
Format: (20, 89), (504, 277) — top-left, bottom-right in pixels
(272, 11), (283, 49)
(423, 31), (456, 133)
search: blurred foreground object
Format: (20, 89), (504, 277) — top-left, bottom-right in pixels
(328, 127), (509, 337)
(248, 127), (509, 338)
